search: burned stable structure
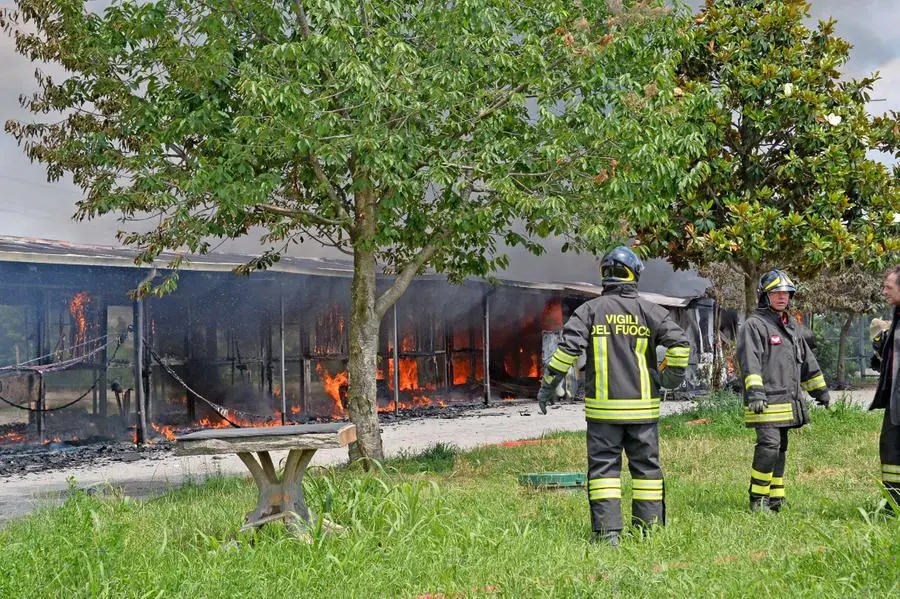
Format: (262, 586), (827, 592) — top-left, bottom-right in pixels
(0, 236), (715, 447)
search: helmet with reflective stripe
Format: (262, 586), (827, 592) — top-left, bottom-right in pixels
(601, 246), (644, 285)
(757, 269), (796, 307)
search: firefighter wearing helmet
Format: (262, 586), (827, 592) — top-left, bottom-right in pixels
(537, 246), (691, 546)
(737, 269), (832, 513)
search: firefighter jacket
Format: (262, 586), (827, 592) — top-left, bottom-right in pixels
(545, 284), (691, 424)
(737, 308), (828, 428)
(870, 307), (900, 425)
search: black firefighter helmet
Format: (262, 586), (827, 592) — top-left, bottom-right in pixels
(757, 269), (797, 308)
(601, 246), (644, 285)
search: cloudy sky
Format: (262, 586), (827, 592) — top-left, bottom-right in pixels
(0, 0), (896, 292)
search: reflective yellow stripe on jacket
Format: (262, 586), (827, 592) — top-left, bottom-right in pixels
(585, 397), (661, 421)
(744, 403), (794, 424)
(548, 348), (578, 374)
(664, 346), (690, 368)
(801, 374), (826, 392)
(744, 374), (763, 390)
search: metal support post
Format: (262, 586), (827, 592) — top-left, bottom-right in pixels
(133, 300), (148, 445)
(483, 292), (491, 405)
(280, 286), (287, 425)
(392, 304), (400, 414)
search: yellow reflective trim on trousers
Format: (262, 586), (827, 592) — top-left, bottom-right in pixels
(769, 488), (786, 498)
(635, 337), (651, 401)
(751, 469), (773, 481)
(632, 479), (663, 490)
(632, 491), (664, 501)
(589, 477), (621, 500)
(883, 473), (900, 483)
(882, 464), (900, 474)
(588, 478), (621, 489)
(801, 375), (826, 391)
(589, 489), (622, 500)
(750, 484), (771, 495)
(770, 477), (784, 486)
(586, 408), (660, 421)
(744, 374), (763, 389)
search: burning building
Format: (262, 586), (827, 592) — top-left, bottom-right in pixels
(0, 236), (715, 447)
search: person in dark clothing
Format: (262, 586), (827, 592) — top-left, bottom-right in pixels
(870, 264), (900, 508)
(537, 246), (691, 546)
(737, 270), (832, 513)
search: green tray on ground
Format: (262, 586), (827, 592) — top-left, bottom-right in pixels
(518, 472), (586, 489)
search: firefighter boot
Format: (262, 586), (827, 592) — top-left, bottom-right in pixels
(749, 496), (770, 513)
(591, 531), (620, 548)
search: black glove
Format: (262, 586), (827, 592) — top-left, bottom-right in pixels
(537, 384), (556, 415)
(748, 398), (767, 414)
(816, 391), (832, 409)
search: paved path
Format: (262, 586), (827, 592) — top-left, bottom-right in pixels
(0, 389), (874, 526)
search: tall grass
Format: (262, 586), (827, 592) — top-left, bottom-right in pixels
(1, 396), (898, 598)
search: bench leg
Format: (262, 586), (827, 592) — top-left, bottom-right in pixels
(238, 449), (343, 537)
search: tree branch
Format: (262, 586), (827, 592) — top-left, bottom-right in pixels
(256, 203), (347, 227)
(359, 0), (370, 36)
(375, 242), (441, 319)
(293, 0), (311, 38)
(307, 154), (349, 217)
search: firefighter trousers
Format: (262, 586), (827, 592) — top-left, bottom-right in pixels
(880, 407), (900, 506)
(750, 427), (789, 505)
(587, 421), (664, 534)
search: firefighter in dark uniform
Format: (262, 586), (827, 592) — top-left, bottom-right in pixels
(869, 265), (900, 508)
(738, 270), (832, 512)
(537, 246), (691, 546)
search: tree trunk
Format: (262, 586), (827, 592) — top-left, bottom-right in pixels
(711, 300), (724, 390)
(836, 313), (853, 388)
(743, 267), (759, 317)
(346, 183), (384, 466)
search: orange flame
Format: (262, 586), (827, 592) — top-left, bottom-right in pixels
(0, 431), (26, 444)
(452, 355), (472, 385)
(316, 363), (349, 417)
(68, 291), (90, 352)
(542, 299), (564, 330)
(452, 327), (471, 350)
(150, 423), (176, 441)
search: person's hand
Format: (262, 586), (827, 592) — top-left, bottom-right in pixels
(537, 384), (556, 415)
(748, 398), (767, 414)
(816, 391), (832, 409)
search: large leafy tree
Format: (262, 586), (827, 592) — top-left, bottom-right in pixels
(1, 0), (690, 462)
(631, 0), (900, 313)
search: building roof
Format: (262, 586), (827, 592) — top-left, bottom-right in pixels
(0, 235), (707, 306)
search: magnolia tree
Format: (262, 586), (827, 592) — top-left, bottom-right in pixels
(1, 0), (697, 462)
(626, 0), (900, 314)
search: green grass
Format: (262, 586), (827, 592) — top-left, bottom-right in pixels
(2, 394), (899, 598)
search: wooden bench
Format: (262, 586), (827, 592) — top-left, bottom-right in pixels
(175, 423), (356, 536)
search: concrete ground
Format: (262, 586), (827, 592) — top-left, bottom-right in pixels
(0, 389), (876, 526)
